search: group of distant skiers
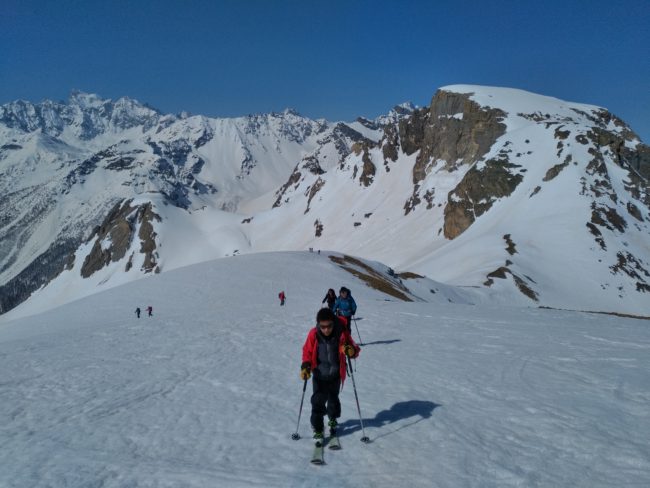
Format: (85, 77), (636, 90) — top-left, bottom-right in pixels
(134, 306), (153, 318)
(299, 286), (360, 444)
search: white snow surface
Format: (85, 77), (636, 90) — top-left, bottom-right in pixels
(1, 252), (649, 487)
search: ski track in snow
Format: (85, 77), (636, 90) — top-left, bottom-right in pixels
(1, 253), (649, 487)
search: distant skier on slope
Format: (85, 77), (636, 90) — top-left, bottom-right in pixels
(279, 291), (286, 306)
(300, 308), (360, 443)
(334, 287), (357, 331)
(321, 288), (336, 311)
(135, 307), (141, 318)
(147, 305), (153, 317)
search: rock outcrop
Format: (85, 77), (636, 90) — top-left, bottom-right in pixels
(81, 200), (161, 278)
(400, 90), (508, 215)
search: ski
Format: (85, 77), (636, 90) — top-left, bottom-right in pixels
(310, 439), (325, 465)
(327, 434), (341, 450)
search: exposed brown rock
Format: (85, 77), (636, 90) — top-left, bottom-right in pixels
(610, 252), (650, 285)
(273, 166), (302, 208)
(586, 222), (607, 250)
(304, 177), (325, 214)
(591, 204), (627, 233)
(397, 271), (424, 279)
(512, 274), (539, 301)
(329, 254), (412, 302)
(543, 162), (569, 182)
(504, 234), (517, 255)
(444, 157), (524, 239)
(359, 145), (376, 187)
(484, 265), (538, 301)
(487, 267), (509, 279)
(626, 202), (644, 222)
(80, 200), (161, 278)
(81, 200), (136, 278)
(138, 203), (160, 273)
(381, 124), (399, 163)
(554, 127), (570, 140)
(399, 90), (507, 215)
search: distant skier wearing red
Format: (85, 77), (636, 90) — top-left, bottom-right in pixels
(279, 291), (286, 306)
(146, 306), (153, 317)
(300, 308), (360, 442)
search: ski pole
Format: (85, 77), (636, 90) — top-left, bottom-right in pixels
(352, 316), (363, 346)
(346, 355), (370, 443)
(291, 379), (308, 440)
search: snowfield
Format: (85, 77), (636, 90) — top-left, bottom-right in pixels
(1, 252), (649, 487)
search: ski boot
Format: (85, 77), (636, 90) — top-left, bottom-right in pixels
(313, 430), (324, 447)
(328, 418), (338, 436)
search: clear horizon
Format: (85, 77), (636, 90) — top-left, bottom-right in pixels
(1, 0), (649, 141)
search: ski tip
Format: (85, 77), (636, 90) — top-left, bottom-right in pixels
(291, 433), (301, 440)
(360, 436), (371, 443)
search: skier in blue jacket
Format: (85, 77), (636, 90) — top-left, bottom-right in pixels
(334, 287), (357, 330)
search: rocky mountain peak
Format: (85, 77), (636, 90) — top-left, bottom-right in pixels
(68, 90), (106, 109)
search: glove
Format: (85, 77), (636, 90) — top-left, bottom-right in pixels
(300, 362), (311, 380)
(342, 344), (356, 358)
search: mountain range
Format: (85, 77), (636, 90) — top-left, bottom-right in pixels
(1, 85), (648, 318)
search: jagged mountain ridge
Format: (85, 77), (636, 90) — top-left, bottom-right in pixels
(0, 91), (397, 314)
(1, 86), (648, 317)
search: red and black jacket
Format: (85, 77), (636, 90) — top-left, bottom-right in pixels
(301, 316), (360, 387)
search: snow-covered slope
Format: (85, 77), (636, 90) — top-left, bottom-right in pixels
(1, 86), (648, 318)
(0, 94), (383, 314)
(1, 252), (648, 487)
(251, 86), (650, 315)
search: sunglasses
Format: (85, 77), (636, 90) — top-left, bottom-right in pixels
(319, 322), (333, 330)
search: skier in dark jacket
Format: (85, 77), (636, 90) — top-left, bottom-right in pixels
(334, 287), (357, 330)
(135, 307), (141, 318)
(321, 288), (336, 311)
(301, 308), (360, 442)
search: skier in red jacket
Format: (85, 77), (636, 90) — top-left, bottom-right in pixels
(300, 308), (360, 442)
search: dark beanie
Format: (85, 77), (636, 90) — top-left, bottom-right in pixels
(316, 307), (335, 323)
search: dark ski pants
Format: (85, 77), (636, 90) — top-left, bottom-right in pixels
(310, 377), (341, 432)
(340, 315), (353, 332)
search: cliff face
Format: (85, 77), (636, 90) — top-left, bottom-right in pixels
(399, 90), (508, 215)
(80, 200), (161, 278)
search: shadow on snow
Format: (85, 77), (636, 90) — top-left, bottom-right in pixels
(359, 339), (401, 346)
(338, 400), (440, 441)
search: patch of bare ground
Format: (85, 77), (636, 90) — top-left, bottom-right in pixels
(539, 306), (650, 321)
(397, 271), (424, 280)
(329, 255), (413, 301)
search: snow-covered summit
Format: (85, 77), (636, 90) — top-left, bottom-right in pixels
(439, 84), (641, 140)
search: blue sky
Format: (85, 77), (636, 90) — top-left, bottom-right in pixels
(1, 0), (649, 141)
